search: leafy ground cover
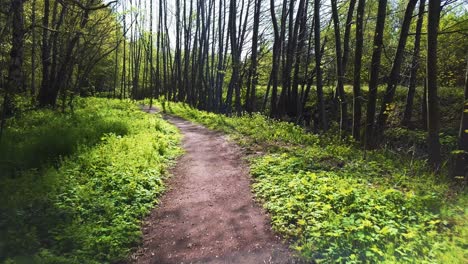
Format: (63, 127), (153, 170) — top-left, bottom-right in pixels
(0, 98), (182, 263)
(152, 99), (467, 263)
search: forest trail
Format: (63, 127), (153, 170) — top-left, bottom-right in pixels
(131, 107), (296, 264)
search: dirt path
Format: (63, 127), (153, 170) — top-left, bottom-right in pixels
(131, 108), (297, 264)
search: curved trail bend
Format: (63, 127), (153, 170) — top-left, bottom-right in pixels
(132, 108), (297, 264)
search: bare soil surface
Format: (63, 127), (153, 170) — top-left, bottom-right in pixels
(131, 108), (298, 264)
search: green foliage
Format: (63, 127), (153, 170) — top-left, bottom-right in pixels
(156, 100), (467, 263)
(0, 98), (182, 263)
(148, 99), (318, 149)
(251, 153), (452, 263)
(0, 98), (130, 176)
(384, 127), (457, 158)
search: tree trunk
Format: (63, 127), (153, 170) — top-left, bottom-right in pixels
(31, 0), (37, 99)
(342, 0), (357, 74)
(292, 0), (309, 119)
(37, 0), (51, 105)
(426, 0), (441, 170)
(269, 0), (281, 118)
(331, 0), (349, 134)
(402, 0), (425, 126)
(364, 0), (387, 149)
(421, 79), (427, 129)
(352, 0), (365, 140)
(375, 0), (418, 138)
(215, 0), (226, 112)
(246, 0), (262, 113)
(5, 0), (25, 115)
(314, 0), (327, 130)
(226, 0), (241, 115)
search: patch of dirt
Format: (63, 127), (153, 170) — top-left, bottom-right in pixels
(130, 108), (299, 264)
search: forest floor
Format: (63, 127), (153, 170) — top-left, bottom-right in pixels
(130, 107), (298, 264)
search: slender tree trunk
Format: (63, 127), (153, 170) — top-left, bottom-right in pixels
(426, 0), (441, 170)
(269, 0), (281, 118)
(314, 0), (327, 130)
(342, 0), (356, 74)
(364, 0), (387, 149)
(38, 0), (51, 106)
(121, 0), (127, 99)
(149, 0), (154, 106)
(331, 0), (348, 134)
(299, 14), (315, 119)
(5, 0), (25, 114)
(215, 0), (225, 112)
(246, 0), (262, 113)
(2, 0), (25, 138)
(226, 0), (241, 115)
(402, 0), (425, 126)
(293, 0), (308, 119)
(175, 0), (182, 102)
(113, 17), (119, 99)
(375, 0), (418, 138)
(352, 0), (365, 140)
(31, 0), (36, 99)
(278, 0), (301, 117)
(289, 0), (306, 117)
(262, 75), (272, 112)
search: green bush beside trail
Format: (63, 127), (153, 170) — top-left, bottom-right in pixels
(0, 98), (182, 263)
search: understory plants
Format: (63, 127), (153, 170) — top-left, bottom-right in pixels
(0, 98), (181, 263)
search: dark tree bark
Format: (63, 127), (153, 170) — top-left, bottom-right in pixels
(1, 0), (25, 141)
(402, 0), (426, 126)
(299, 14), (318, 119)
(352, 0), (365, 140)
(289, 0), (306, 117)
(183, 0), (193, 104)
(278, 0), (306, 118)
(38, 0), (51, 106)
(174, 0), (182, 102)
(364, 0), (387, 149)
(31, 0), (37, 98)
(342, 0), (357, 74)
(292, 0), (309, 119)
(113, 17), (119, 99)
(225, 0), (241, 115)
(314, 0), (327, 130)
(426, 0), (441, 170)
(375, 0), (418, 138)
(121, 0), (127, 99)
(331, 0), (349, 134)
(38, 1), (114, 106)
(5, 0), (25, 115)
(246, 0), (262, 113)
(269, 0), (282, 118)
(215, 0), (226, 112)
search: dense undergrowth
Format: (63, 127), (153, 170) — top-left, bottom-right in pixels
(152, 100), (467, 263)
(255, 85), (461, 159)
(0, 98), (181, 263)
